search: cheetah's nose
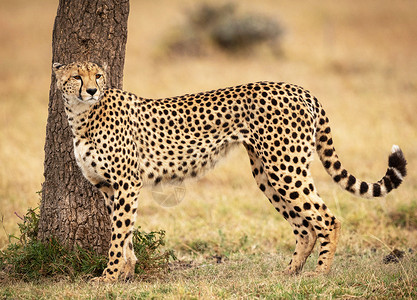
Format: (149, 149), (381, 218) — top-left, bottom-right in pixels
(87, 88), (97, 96)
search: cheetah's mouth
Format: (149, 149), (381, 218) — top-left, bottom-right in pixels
(78, 95), (99, 103)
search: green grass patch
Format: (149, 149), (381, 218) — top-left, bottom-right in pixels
(0, 207), (175, 282)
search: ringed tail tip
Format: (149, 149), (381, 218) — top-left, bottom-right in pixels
(391, 144), (400, 153)
(388, 145), (407, 178)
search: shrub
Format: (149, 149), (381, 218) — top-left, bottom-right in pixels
(165, 3), (285, 56)
(211, 13), (283, 51)
(133, 227), (176, 278)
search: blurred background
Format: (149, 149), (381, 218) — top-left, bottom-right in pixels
(0, 0), (416, 253)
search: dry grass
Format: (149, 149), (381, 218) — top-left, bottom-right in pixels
(1, 0), (416, 298)
(1, 251), (416, 298)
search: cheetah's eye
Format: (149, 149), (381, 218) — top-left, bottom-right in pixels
(95, 74), (102, 79)
(73, 75), (82, 80)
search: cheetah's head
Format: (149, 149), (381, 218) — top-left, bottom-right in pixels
(53, 62), (107, 107)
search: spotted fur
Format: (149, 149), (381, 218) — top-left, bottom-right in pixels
(53, 62), (407, 282)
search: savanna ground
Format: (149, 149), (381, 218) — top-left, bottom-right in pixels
(1, 0), (417, 298)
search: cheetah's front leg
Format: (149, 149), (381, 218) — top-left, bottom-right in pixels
(93, 182), (140, 282)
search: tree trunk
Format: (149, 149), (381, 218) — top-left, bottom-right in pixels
(39, 0), (129, 255)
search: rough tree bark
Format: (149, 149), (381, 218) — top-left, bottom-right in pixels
(39, 0), (129, 255)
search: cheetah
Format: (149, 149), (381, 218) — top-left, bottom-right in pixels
(53, 61), (407, 282)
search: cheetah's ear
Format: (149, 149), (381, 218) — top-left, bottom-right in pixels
(52, 62), (64, 73)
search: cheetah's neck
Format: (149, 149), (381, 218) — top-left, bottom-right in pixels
(63, 102), (91, 139)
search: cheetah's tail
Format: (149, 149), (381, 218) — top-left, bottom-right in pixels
(315, 112), (407, 198)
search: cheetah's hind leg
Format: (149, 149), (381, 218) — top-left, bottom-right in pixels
(245, 145), (317, 274)
(265, 165), (341, 275)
